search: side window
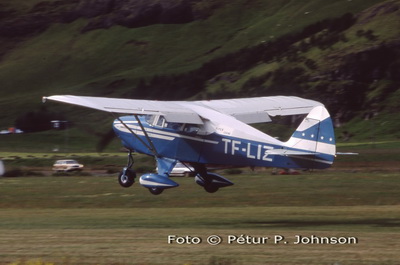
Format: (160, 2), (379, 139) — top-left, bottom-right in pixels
(166, 122), (183, 130)
(156, 116), (165, 127)
(184, 124), (200, 134)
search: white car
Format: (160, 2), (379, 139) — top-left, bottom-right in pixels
(53, 160), (84, 172)
(157, 162), (194, 177)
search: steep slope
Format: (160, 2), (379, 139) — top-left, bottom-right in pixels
(198, 0), (400, 140)
(0, 0), (384, 121)
(0, 0), (398, 145)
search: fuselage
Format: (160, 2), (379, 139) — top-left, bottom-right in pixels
(113, 114), (334, 169)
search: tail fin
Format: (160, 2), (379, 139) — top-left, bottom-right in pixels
(284, 106), (336, 168)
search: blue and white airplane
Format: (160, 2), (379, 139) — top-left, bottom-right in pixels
(43, 95), (336, 195)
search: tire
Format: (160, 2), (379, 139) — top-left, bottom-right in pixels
(118, 169), (136, 188)
(204, 184), (219, 193)
(148, 187), (164, 195)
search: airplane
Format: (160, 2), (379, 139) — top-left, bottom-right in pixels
(42, 95), (336, 195)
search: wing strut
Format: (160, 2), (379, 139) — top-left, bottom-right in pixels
(114, 114), (159, 157)
(133, 114), (159, 157)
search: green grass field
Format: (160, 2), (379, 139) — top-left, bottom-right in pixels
(0, 169), (399, 265)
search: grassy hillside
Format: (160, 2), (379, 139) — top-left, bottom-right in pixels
(0, 0), (399, 151)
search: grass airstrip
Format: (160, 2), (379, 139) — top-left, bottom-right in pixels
(0, 143), (399, 265)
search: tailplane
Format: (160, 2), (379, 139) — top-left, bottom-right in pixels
(284, 106), (336, 168)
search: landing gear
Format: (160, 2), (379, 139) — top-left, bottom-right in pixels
(140, 172), (178, 195)
(118, 150), (136, 188)
(196, 174), (220, 193)
(118, 168), (136, 188)
(148, 187), (164, 195)
(192, 163), (234, 193)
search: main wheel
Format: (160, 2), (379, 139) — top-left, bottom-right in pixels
(118, 169), (136, 188)
(204, 184), (219, 193)
(148, 187), (164, 195)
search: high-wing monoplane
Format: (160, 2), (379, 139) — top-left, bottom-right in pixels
(43, 95), (336, 195)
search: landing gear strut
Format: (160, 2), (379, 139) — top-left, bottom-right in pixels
(118, 150), (136, 188)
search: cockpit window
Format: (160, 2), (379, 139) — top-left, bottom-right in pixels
(145, 115), (155, 125)
(145, 115), (166, 127)
(147, 115), (202, 134)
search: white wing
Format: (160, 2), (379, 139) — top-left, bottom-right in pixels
(43, 95), (204, 124)
(43, 95), (323, 125)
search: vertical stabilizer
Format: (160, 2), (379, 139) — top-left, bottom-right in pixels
(285, 106), (336, 167)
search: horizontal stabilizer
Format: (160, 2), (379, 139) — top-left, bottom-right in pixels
(266, 149), (319, 156)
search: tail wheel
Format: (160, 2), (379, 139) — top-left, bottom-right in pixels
(148, 187), (164, 195)
(118, 169), (136, 188)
